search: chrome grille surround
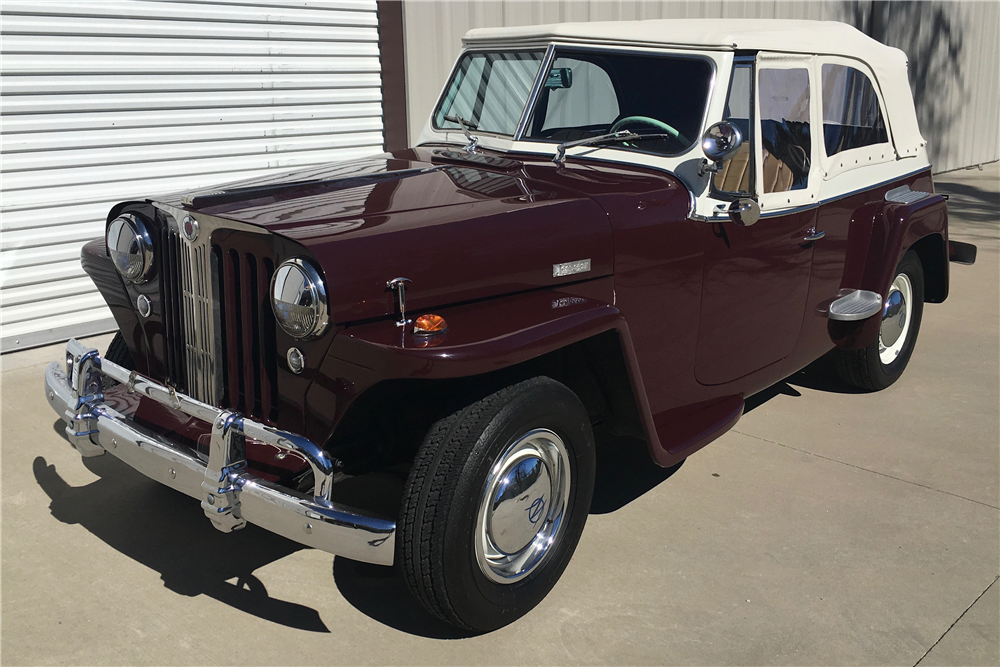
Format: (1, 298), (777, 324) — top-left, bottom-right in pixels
(153, 202), (269, 407)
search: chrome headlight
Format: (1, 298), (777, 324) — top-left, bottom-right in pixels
(107, 213), (153, 282)
(270, 258), (329, 339)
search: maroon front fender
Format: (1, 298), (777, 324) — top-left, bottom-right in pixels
(301, 281), (661, 457)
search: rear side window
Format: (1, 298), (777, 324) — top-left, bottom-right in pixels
(821, 64), (888, 157)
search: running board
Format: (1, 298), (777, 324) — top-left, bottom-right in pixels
(828, 289), (883, 321)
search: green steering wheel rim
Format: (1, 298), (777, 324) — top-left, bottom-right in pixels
(610, 116), (687, 145)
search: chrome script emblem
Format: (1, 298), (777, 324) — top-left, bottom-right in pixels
(552, 258), (591, 278)
(181, 216), (199, 242)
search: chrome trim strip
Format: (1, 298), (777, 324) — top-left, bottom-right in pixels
(800, 167), (931, 209)
(45, 339), (395, 565)
(758, 202), (821, 219)
(700, 167), (935, 222)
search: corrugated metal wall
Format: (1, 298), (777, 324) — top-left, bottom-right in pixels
(867, 1), (1000, 173)
(1, 0), (385, 352)
(401, 0), (999, 174)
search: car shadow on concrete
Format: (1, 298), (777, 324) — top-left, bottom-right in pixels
(590, 427), (684, 514)
(743, 355), (869, 416)
(934, 176), (1000, 240)
(332, 558), (474, 639)
(33, 444), (330, 633)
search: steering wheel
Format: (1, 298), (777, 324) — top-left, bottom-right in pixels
(610, 116), (689, 150)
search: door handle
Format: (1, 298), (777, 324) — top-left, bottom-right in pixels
(803, 228), (826, 242)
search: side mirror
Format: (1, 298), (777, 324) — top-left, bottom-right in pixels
(728, 198), (760, 227)
(701, 121), (743, 163)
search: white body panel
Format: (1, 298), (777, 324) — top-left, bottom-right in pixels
(416, 20), (931, 221)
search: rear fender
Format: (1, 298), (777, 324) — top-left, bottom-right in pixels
(863, 195), (948, 301)
(833, 194), (948, 349)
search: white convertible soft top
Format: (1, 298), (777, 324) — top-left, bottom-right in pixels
(463, 19), (925, 157)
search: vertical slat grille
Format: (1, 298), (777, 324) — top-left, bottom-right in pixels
(240, 253), (258, 417)
(160, 227), (186, 389)
(156, 208), (278, 423)
(259, 258), (278, 422)
(212, 243), (279, 423)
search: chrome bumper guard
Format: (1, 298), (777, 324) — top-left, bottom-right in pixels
(44, 339), (395, 566)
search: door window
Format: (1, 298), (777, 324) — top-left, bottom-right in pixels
(758, 68), (811, 193)
(712, 61), (754, 197)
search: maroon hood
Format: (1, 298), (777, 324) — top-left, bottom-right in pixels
(161, 148), (614, 324)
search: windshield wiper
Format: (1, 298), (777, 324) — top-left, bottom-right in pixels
(444, 114), (480, 153)
(553, 131), (681, 164)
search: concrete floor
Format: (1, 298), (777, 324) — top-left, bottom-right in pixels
(2, 164), (997, 665)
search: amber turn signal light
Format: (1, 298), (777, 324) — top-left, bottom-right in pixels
(413, 313), (448, 335)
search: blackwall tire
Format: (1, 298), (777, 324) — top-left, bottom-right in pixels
(397, 376), (596, 632)
(105, 332), (135, 371)
(836, 250), (924, 391)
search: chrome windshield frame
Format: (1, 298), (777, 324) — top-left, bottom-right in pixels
(514, 44), (556, 139)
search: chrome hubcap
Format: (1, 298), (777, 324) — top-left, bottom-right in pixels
(879, 272), (912, 364)
(475, 429), (571, 584)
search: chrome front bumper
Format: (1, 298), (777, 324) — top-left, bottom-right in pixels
(43, 339), (395, 566)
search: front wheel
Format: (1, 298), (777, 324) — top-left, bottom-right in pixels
(835, 250), (925, 391)
(397, 376), (596, 632)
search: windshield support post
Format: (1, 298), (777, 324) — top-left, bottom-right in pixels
(514, 44), (556, 141)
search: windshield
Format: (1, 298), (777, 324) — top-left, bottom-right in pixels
(434, 51), (545, 136)
(526, 50), (713, 156)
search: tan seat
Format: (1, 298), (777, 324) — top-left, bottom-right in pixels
(713, 142), (751, 192)
(714, 144), (802, 194)
(761, 148), (795, 193)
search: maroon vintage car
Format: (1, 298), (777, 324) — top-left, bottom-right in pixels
(45, 19), (976, 631)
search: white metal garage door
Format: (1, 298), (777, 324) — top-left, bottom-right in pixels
(1, 0), (385, 352)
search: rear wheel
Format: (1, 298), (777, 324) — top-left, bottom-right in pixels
(397, 376), (596, 632)
(836, 251), (924, 391)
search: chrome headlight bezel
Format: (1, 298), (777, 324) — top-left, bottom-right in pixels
(270, 258), (329, 340)
(107, 213), (154, 283)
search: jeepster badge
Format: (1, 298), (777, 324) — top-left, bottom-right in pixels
(181, 216), (199, 242)
(552, 259), (591, 278)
